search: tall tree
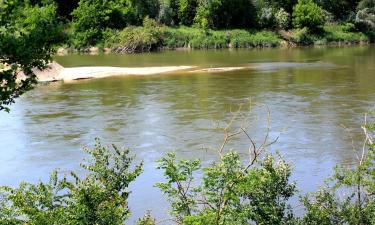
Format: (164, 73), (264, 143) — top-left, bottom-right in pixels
(195, 0), (256, 29)
(0, 0), (62, 112)
(317, 0), (360, 21)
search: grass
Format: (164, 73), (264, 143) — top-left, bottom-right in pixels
(322, 24), (369, 44)
(163, 27), (282, 49)
(289, 24), (370, 46)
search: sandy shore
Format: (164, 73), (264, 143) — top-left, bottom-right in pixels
(29, 62), (195, 82)
(29, 62), (251, 82)
(57, 66), (194, 81)
(18, 61), (333, 82)
(190, 67), (246, 73)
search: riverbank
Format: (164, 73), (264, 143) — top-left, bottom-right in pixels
(23, 62), (196, 82)
(59, 24), (372, 55)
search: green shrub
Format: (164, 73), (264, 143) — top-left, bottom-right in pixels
(301, 114), (375, 224)
(163, 27), (281, 49)
(156, 151), (296, 224)
(290, 27), (314, 44)
(275, 8), (291, 29)
(323, 24), (369, 43)
(0, 0), (62, 112)
(0, 139), (143, 224)
(107, 17), (165, 53)
(70, 0), (138, 48)
(293, 0), (325, 32)
(355, 0), (375, 32)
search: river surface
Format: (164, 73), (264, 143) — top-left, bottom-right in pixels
(1, 46), (375, 223)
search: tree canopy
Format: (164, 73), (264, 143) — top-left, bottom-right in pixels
(0, 0), (62, 112)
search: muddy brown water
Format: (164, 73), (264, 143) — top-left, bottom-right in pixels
(1, 46), (374, 223)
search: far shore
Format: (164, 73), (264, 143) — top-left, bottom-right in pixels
(56, 41), (372, 56)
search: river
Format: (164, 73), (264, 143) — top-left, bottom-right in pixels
(1, 46), (374, 223)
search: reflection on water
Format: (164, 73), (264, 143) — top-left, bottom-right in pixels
(1, 46), (375, 223)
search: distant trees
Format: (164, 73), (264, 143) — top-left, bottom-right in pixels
(317, 0), (360, 21)
(194, 0), (256, 29)
(70, 0), (138, 47)
(65, 0), (374, 47)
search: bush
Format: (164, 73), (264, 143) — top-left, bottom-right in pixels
(107, 17), (165, 53)
(292, 0), (325, 32)
(355, 0), (375, 32)
(0, 139), (143, 224)
(290, 27), (314, 44)
(70, 0), (138, 48)
(323, 24), (369, 43)
(258, 7), (276, 28)
(193, 0), (256, 29)
(156, 151), (296, 224)
(275, 8), (291, 29)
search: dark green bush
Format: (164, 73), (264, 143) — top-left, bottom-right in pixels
(70, 0), (138, 48)
(106, 17), (165, 53)
(292, 0), (325, 32)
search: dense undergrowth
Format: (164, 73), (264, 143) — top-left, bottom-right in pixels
(67, 19), (371, 54)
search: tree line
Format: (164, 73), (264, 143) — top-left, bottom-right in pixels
(3, 0), (374, 48)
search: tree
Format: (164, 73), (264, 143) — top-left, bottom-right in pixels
(292, 0), (325, 32)
(0, 0), (62, 112)
(301, 113), (375, 224)
(71, 0), (139, 47)
(177, 0), (198, 26)
(0, 139), (143, 224)
(317, 0), (360, 21)
(355, 0), (375, 31)
(194, 0), (256, 29)
(157, 151), (296, 224)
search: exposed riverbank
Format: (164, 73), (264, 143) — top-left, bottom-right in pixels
(25, 59), (340, 82)
(22, 62), (196, 82)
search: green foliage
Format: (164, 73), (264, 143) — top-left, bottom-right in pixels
(136, 211), (156, 225)
(322, 24), (368, 43)
(163, 27), (281, 49)
(355, 0), (375, 32)
(289, 24), (369, 45)
(106, 17), (165, 53)
(289, 27), (313, 44)
(157, 151), (296, 224)
(317, 0), (360, 21)
(158, 0), (178, 25)
(229, 30), (281, 47)
(0, 0), (62, 112)
(70, 0), (138, 47)
(292, 0), (325, 32)
(301, 114), (375, 225)
(275, 8), (291, 29)
(156, 152), (201, 220)
(194, 0), (256, 29)
(177, 0), (198, 26)
(0, 139), (143, 224)
(1, 114), (374, 224)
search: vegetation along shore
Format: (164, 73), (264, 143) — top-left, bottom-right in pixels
(51, 0), (375, 53)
